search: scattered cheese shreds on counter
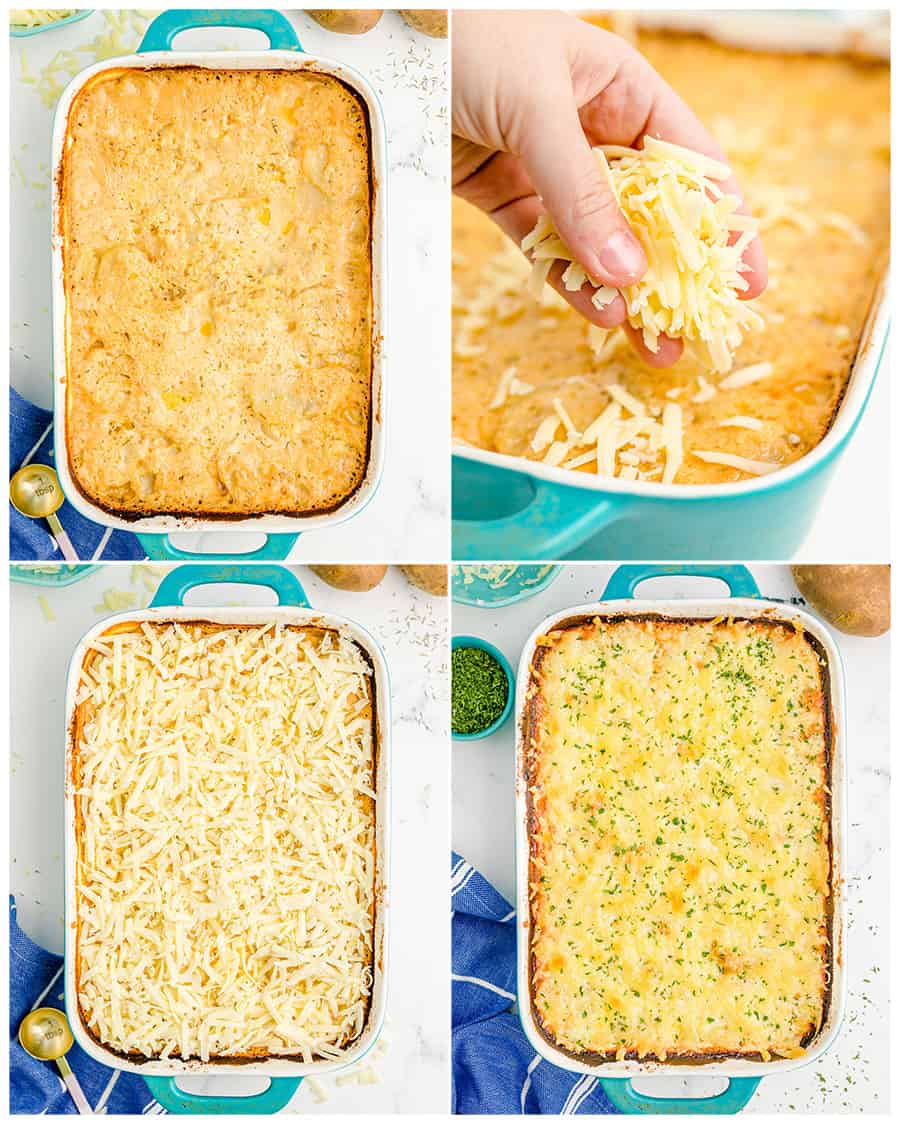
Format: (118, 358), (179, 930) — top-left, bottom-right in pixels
(130, 564), (167, 593)
(92, 588), (139, 614)
(306, 1078), (330, 1104)
(38, 595), (56, 622)
(18, 10), (155, 109)
(336, 1065), (381, 1087)
(522, 136), (763, 373)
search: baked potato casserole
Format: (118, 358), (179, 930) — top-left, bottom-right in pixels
(72, 621), (376, 1062)
(523, 615), (831, 1062)
(61, 67), (373, 518)
(453, 28), (889, 485)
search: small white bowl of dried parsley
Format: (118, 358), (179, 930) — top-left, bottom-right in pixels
(451, 636), (514, 740)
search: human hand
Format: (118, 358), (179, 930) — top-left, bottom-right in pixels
(452, 11), (767, 367)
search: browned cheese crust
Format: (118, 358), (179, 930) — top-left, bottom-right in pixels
(62, 67), (373, 518)
(522, 615), (831, 1062)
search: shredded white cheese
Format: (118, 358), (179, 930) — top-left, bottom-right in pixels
(488, 365), (533, 409)
(75, 622), (376, 1063)
(10, 9), (78, 28)
(452, 564), (554, 590)
(691, 375), (717, 403)
(718, 415), (764, 432)
(718, 361), (774, 391)
(531, 416), (561, 454)
(522, 137), (763, 373)
(691, 450), (780, 475)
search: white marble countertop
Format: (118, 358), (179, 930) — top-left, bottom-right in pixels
(453, 564), (888, 1114)
(10, 10), (448, 562)
(11, 563), (449, 1113)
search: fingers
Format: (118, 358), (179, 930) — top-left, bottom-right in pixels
(489, 190), (628, 329)
(623, 324), (684, 368)
(456, 155), (685, 361)
(516, 101), (647, 290)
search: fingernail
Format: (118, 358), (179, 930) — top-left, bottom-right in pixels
(596, 230), (646, 284)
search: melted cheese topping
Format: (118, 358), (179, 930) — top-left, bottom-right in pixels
(74, 622), (375, 1062)
(523, 138), (762, 373)
(453, 31), (889, 485)
(62, 67), (372, 517)
(526, 617), (829, 1061)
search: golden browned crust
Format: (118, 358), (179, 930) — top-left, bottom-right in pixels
(62, 67), (373, 519)
(522, 614), (832, 1063)
(71, 620), (377, 1063)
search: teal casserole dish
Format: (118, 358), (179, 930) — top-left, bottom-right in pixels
(452, 12), (889, 563)
(50, 9), (387, 563)
(63, 564), (391, 1114)
(453, 277), (888, 562)
(513, 564), (848, 1114)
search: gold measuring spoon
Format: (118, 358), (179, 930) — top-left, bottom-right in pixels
(19, 1007), (92, 1114)
(10, 464), (78, 561)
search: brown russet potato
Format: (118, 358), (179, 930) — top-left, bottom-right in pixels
(399, 10), (447, 37)
(791, 565), (890, 637)
(308, 565), (387, 592)
(399, 565), (448, 596)
(306, 10), (383, 34)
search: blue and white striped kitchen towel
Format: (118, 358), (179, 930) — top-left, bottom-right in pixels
(9, 898), (164, 1115)
(10, 388), (144, 562)
(452, 854), (617, 1115)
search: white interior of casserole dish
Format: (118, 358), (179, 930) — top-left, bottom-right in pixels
(453, 10), (890, 500)
(63, 605), (390, 1077)
(51, 49), (387, 534)
(514, 596), (846, 1077)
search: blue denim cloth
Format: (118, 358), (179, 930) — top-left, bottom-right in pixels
(10, 388), (144, 561)
(452, 854), (617, 1115)
(10, 898), (162, 1114)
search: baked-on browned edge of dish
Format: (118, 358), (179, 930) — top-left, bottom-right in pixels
(59, 65), (376, 522)
(521, 613), (834, 1066)
(70, 620), (379, 1065)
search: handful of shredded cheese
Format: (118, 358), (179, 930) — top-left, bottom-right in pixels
(523, 136), (763, 373)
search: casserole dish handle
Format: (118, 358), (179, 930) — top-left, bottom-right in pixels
(152, 563), (310, 608)
(138, 533), (299, 563)
(139, 9), (303, 52)
(142, 1077), (301, 1115)
(602, 564), (760, 600)
(599, 1077), (760, 1115)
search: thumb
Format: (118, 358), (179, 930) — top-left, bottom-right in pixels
(518, 104), (646, 289)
